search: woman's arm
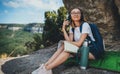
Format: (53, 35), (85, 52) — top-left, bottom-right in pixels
(68, 33), (73, 41)
(71, 33), (88, 47)
(71, 22), (90, 47)
(62, 20), (73, 41)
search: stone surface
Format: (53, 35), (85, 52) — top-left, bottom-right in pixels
(115, 0), (120, 14)
(63, 0), (120, 44)
(1, 44), (57, 74)
(1, 44), (120, 74)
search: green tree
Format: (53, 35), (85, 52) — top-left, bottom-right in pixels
(33, 34), (43, 50)
(56, 6), (68, 39)
(57, 6), (68, 27)
(25, 33), (43, 51)
(43, 11), (58, 46)
(43, 6), (68, 46)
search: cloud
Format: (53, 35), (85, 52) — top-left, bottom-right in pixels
(3, 0), (63, 10)
(1, 0), (63, 24)
(3, 1), (20, 8)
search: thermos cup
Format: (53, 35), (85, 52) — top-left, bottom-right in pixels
(80, 40), (89, 69)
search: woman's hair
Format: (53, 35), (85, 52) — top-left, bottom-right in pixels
(68, 8), (85, 27)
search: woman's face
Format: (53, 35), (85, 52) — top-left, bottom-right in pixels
(70, 8), (81, 22)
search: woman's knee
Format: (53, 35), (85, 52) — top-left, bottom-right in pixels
(89, 53), (95, 60)
(62, 51), (71, 56)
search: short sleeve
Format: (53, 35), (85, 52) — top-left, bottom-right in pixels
(82, 22), (90, 34)
(69, 26), (73, 33)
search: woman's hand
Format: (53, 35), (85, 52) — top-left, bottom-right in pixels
(62, 20), (69, 32)
(62, 20), (71, 41)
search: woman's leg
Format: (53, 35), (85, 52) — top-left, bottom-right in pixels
(89, 53), (95, 60)
(45, 51), (70, 70)
(45, 44), (64, 66)
(44, 42), (95, 70)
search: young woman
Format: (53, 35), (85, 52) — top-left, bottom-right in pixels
(32, 8), (99, 74)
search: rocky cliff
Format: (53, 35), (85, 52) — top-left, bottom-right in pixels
(63, 0), (120, 44)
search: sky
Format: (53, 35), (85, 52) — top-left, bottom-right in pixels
(0, 0), (64, 24)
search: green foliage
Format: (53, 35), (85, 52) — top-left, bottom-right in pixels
(57, 6), (68, 26)
(0, 29), (13, 38)
(13, 46), (27, 56)
(43, 6), (67, 46)
(25, 33), (43, 52)
(33, 34), (43, 50)
(0, 29), (34, 56)
(43, 11), (58, 46)
(57, 6), (68, 38)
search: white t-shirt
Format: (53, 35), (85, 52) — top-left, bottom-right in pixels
(69, 22), (95, 41)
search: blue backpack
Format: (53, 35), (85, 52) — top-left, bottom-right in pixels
(72, 22), (105, 54)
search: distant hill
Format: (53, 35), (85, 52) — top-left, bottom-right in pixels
(0, 23), (44, 28)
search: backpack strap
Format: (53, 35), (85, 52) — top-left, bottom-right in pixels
(79, 22), (83, 33)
